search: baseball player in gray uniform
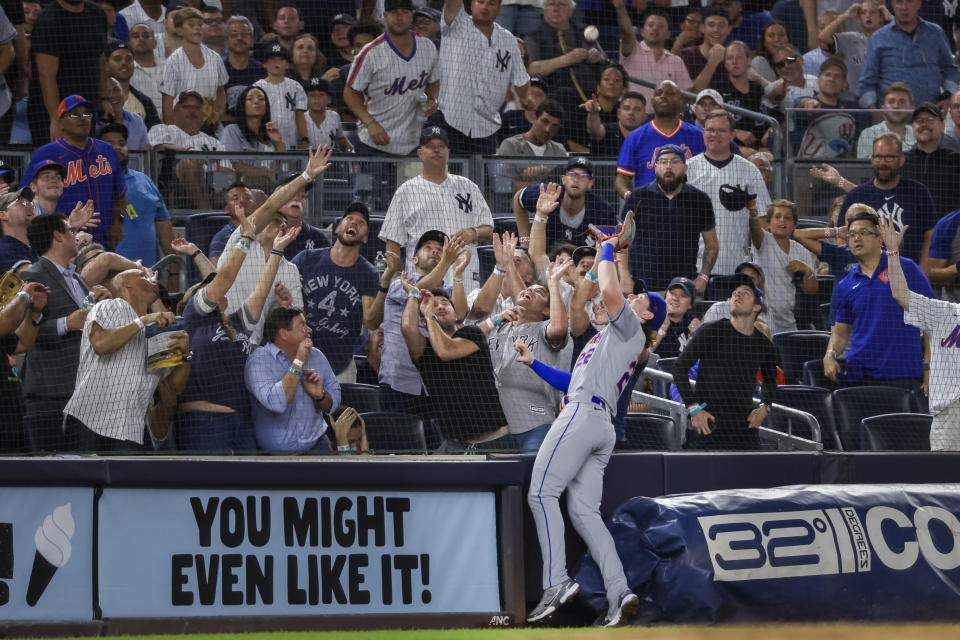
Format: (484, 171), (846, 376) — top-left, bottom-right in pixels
(515, 184), (666, 627)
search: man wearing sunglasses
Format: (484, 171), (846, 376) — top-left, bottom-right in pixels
(763, 45), (816, 110)
(513, 157), (617, 249)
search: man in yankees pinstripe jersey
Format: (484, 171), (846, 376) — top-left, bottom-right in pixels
(343, 0), (440, 156)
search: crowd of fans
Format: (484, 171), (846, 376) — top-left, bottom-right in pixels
(1, 0), (960, 455)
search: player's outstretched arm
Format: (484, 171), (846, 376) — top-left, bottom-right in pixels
(598, 238), (625, 320)
(248, 145), (333, 233)
(515, 339), (571, 392)
(878, 216), (911, 311)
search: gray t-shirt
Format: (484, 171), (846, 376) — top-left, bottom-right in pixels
(567, 300), (647, 413)
(489, 319), (570, 434)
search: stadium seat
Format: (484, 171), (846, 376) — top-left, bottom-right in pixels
(476, 245), (495, 284)
(794, 275), (834, 330)
(833, 386), (913, 451)
(910, 386), (929, 415)
(860, 413), (932, 451)
(184, 211), (231, 284)
(492, 215), (518, 239)
(339, 383), (382, 414)
(653, 357), (677, 398)
(770, 385), (841, 449)
(802, 358), (841, 389)
(693, 299), (715, 319)
(622, 414), (678, 451)
(359, 412), (427, 453)
(772, 331), (831, 384)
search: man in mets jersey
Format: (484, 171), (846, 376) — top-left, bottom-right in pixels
(21, 95), (126, 250)
(343, 0), (440, 156)
(515, 184), (667, 627)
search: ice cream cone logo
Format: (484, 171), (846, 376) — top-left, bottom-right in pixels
(26, 503), (75, 607)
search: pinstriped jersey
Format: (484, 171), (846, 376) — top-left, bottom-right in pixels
(346, 32), (439, 155)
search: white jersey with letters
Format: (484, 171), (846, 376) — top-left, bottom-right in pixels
(687, 153), (771, 275)
(159, 45), (228, 101)
(254, 78), (307, 149)
(904, 291), (960, 414)
(346, 32), (439, 155)
(439, 8), (530, 138)
(306, 109), (345, 149)
(380, 173), (492, 288)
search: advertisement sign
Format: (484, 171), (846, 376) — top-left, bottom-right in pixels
(575, 484), (960, 622)
(98, 489), (500, 617)
(0, 487), (93, 621)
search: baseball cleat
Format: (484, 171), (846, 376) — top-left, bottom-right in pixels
(526, 579), (580, 622)
(600, 589), (639, 627)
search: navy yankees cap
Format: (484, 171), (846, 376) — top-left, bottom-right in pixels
(668, 276), (697, 300)
(419, 126), (449, 147)
(274, 171), (314, 193)
(415, 230), (448, 254)
(565, 156), (593, 176)
(305, 76), (331, 95)
(332, 13), (356, 26)
(264, 42), (291, 61)
(344, 201), (370, 223)
(106, 39), (131, 57)
(572, 245), (596, 266)
(654, 144), (686, 164)
(735, 261), (765, 282)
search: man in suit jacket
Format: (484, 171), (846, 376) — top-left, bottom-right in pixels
(22, 211), (109, 451)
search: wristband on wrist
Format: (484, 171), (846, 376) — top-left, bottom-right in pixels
(533, 215), (548, 224)
(696, 272), (709, 283)
(134, 317), (145, 330)
(825, 348), (837, 359)
(240, 234), (254, 241)
(236, 240), (251, 252)
(585, 269), (598, 283)
(191, 249), (203, 259)
(337, 444), (353, 454)
(453, 277), (464, 284)
(288, 367), (303, 377)
(493, 266), (507, 276)
(378, 285), (389, 294)
(494, 315), (503, 328)
(408, 289), (420, 299)
(484, 317), (497, 331)
(300, 170), (314, 183)
(270, 249), (284, 257)
(886, 250), (899, 257)
(16, 291), (29, 303)
(688, 402), (707, 417)
(292, 358), (304, 368)
(599, 243), (615, 263)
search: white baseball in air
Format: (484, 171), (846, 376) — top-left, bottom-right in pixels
(584, 25), (599, 42)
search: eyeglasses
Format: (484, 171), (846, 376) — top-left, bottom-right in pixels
(565, 170), (590, 178)
(848, 229), (880, 240)
(655, 157), (684, 166)
(774, 56), (799, 69)
(871, 154), (900, 161)
(66, 113), (93, 120)
(913, 116), (939, 125)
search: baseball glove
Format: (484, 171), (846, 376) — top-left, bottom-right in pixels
(718, 183), (756, 212)
(588, 210), (635, 250)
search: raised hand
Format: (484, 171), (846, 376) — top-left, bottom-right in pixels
(296, 336), (313, 360)
(69, 199), (100, 231)
(273, 282), (292, 306)
(265, 121), (283, 146)
(453, 245), (472, 277)
(441, 235), (468, 266)
(236, 202), (255, 238)
(535, 182), (562, 217)
(305, 145), (334, 179)
(399, 271), (417, 294)
(878, 215), (906, 253)
(809, 162), (842, 186)
(580, 93), (600, 114)
(418, 288), (435, 318)
(383, 250), (401, 280)
(273, 222), (302, 251)
(492, 232), (512, 271)
(170, 238), (200, 256)
(547, 256), (573, 284)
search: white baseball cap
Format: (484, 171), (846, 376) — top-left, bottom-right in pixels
(695, 89), (724, 106)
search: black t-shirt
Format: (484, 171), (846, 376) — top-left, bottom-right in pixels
(620, 181), (716, 291)
(711, 77), (769, 139)
(592, 121), (626, 157)
(903, 147), (960, 219)
(673, 319), (780, 448)
(0, 332), (26, 452)
(29, 1), (108, 110)
(415, 325), (506, 441)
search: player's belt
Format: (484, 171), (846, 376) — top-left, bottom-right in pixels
(562, 395), (609, 412)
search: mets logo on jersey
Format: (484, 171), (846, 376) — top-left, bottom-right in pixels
(645, 144), (692, 170)
(63, 155), (114, 187)
(941, 325), (960, 348)
(878, 269), (890, 284)
(385, 71), (430, 96)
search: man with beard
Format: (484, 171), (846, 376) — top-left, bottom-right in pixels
(621, 145), (717, 293)
(291, 202), (380, 383)
(687, 109), (771, 276)
(615, 80), (705, 198)
(514, 157), (617, 248)
(99, 123), (172, 266)
(902, 103), (960, 219)
(856, 82), (915, 158)
(838, 133), (937, 267)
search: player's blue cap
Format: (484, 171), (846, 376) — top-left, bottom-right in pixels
(57, 95), (88, 119)
(647, 292), (667, 331)
(730, 272), (765, 312)
(31, 160), (67, 182)
(0, 159), (15, 184)
(653, 145), (686, 164)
